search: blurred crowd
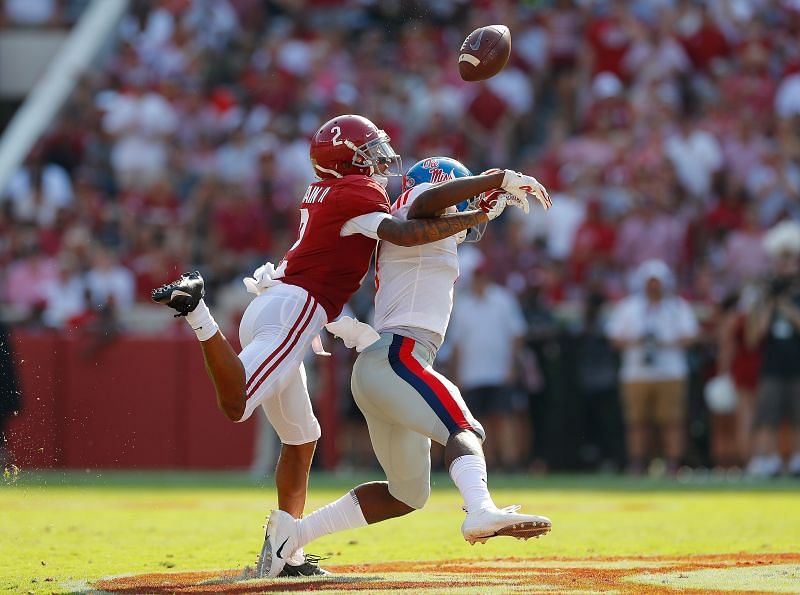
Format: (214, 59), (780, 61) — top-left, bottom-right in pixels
(0, 0), (86, 28)
(2, 0), (800, 475)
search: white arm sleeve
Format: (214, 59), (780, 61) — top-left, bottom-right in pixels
(340, 212), (393, 240)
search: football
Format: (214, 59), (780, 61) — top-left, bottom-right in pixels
(458, 25), (512, 82)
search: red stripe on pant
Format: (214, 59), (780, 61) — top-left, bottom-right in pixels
(245, 293), (313, 395)
(246, 297), (318, 399)
(398, 337), (473, 431)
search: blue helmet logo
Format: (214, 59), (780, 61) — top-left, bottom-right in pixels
(403, 156), (472, 194)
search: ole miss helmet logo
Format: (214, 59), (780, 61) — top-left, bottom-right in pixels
(429, 168), (451, 184)
(402, 156), (472, 192)
(421, 159), (453, 185)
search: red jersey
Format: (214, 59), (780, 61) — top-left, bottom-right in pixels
(280, 175), (390, 321)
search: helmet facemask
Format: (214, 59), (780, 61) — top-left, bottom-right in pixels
(346, 131), (403, 178)
(455, 193), (489, 243)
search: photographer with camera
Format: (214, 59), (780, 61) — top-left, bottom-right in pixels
(606, 260), (699, 475)
(745, 222), (800, 477)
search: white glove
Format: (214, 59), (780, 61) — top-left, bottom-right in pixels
(325, 316), (380, 352)
(500, 169), (552, 210)
(502, 190), (530, 214)
(477, 188), (508, 220)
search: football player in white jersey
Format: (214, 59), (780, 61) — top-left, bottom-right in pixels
(258, 157), (553, 578)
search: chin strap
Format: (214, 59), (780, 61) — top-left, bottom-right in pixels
(313, 164), (343, 178)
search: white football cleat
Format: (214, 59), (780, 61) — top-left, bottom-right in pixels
(462, 505), (551, 545)
(256, 509), (301, 578)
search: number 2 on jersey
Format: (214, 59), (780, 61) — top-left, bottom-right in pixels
(289, 208), (309, 251)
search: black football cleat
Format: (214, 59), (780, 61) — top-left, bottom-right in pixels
(151, 271), (205, 317)
(278, 554), (330, 577)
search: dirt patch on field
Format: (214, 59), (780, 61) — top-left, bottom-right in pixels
(90, 553), (800, 594)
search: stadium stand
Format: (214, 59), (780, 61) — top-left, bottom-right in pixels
(1, 0), (799, 473)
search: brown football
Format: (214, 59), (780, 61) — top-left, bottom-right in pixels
(458, 25), (511, 82)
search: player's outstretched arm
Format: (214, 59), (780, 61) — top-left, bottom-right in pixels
(377, 210), (489, 247)
(406, 170), (506, 219)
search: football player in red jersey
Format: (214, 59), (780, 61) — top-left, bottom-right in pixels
(152, 114), (530, 575)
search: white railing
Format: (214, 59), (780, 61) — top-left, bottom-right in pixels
(0, 0), (129, 194)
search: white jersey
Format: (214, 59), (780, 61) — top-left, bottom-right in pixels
(373, 182), (460, 347)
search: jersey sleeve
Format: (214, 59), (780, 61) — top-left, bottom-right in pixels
(341, 212), (393, 240)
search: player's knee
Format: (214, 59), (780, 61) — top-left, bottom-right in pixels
(410, 483), (431, 510)
(398, 491), (428, 511)
(390, 481), (430, 510)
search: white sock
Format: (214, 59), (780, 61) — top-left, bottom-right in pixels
(296, 490), (367, 549)
(449, 454), (495, 512)
(184, 299), (219, 342)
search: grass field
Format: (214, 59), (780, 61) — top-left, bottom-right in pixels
(1, 470), (799, 593)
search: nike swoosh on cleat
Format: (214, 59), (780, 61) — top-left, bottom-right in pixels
(276, 537), (289, 559)
(192, 326), (203, 331)
(469, 30), (484, 51)
(170, 290), (192, 299)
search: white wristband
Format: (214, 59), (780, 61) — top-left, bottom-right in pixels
(500, 169), (517, 190)
(184, 299), (219, 342)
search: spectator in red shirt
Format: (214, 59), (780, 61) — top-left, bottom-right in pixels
(615, 194), (686, 274)
(413, 111), (467, 163)
(5, 244), (57, 320)
(678, 5), (729, 72)
(716, 295), (763, 466)
(464, 84), (514, 167)
(719, 43), (776, 124)
(583, 72), (633, 133)
(210, 182), (272, 258)
(705, 180), (746, 237)
(723, 202), (768, 287)
(127, 225), (187, 302)
(721, 116), (769, 185)
(546, 0), (584, 71)
(570, 199), (616, 283)
(584, 0), (634, 79)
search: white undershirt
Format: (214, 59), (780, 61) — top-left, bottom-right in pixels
(340, 212), (393, 240)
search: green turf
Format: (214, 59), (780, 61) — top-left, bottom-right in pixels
(1, 471), (798, 594)
(627, 564), (800, 593)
